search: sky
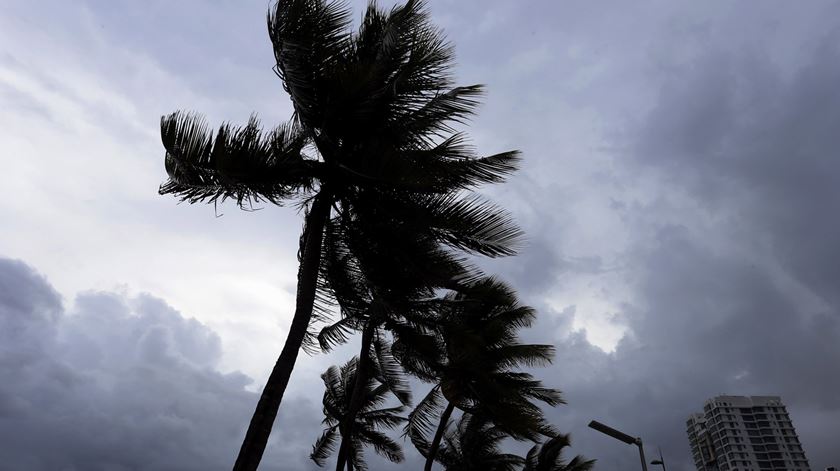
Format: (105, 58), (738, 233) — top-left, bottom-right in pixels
(1, 0), (839, 470)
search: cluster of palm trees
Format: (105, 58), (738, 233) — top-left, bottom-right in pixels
(158, 0), (596, 470)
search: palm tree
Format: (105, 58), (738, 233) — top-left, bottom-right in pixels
(157, 1), (522, 469)
(401, 278), (562, 471)
(523, 434), (596, 471)
(434, 419), (595, 471)
(434, 413), (524, 471)
(316, 214), (481, 471)
(311, 356), (409, 471)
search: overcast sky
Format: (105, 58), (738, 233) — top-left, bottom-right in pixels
(1, 0), (839, 470)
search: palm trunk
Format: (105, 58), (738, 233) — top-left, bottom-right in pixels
(424, 401), (456, 471)
(335, 318), (377, 471)
(232, 190), (332, 471)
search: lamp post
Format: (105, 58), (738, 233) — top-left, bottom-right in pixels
(587, 420), (648, 471)
(651, 447), (667, 471)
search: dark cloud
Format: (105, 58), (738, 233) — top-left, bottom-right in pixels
(0, 257), (325, 471)
(540, 226), (840, 470)
(530, 21), (840, 470)
(632, 33), (840, 310)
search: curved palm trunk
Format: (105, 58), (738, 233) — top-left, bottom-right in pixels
(424, 401), (456, 471)
(335, 319), (377, 471)
(233, 191), (332, 471)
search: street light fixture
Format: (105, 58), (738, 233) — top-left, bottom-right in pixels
(651, 446), (667, 471)
(588, 420), (648, 471)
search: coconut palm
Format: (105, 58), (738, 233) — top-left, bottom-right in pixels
(316, 214), (481, 471)
(311, 355), (409, 471)
(523, 434), (596, 471)
(157, 0), (522, 468)
(401, 278), (562, 471)
(434, 413), (524, 471)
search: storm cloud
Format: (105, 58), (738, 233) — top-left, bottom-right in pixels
(0, 258), (323, 470)
(2, 0), (840, 470)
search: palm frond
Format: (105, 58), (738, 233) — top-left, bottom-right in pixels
(363, 382), (392, 410)
(268, 0), (353, 129)
(525, 434), (596, 471)
(353, 0), (458, 122)
(489, 372), (565, 407)
(349, 438), (367, 471)
(488, 305), (539, 333)
(565, 454), (597, 471)
(357, 429), (404, 463)
(478, 397), (558, 442)
(390, 323), (444, 382)
(398, 137), (521, 191)
(303, 284), (339, 355)
(371, 334), (412, 406)
(321, 362), (351, 410)
(159, 111), (314, 206)
(396, 85), (484, 144)
(489, 344), (556, 369)
(422, 193), (524, 257)
(317, 315), (363, 352)
(455, 276), (519, 306)
(310, 426), (339, 466)
(405, 385), (445, 453)
(358, 406), (407, 429)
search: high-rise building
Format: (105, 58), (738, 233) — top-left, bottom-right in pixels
(686, 395), (810, 471)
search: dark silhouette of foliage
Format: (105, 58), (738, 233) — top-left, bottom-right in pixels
(311, 356), (409, 471)
(401, 278), (563, 470)
(523, 434), (596, 471)
(157, 0), (522, 469)
(435, 413), (524, 471)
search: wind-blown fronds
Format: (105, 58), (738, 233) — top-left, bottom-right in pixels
(524, 434), (596, 471)
(268, 0), (353, 128)
(162, 2), (526, 469)
(311, 426), (340, 466)
(435, 413), (524, 471)
(310, 356), (408, 469)
(159, 112), (314, 206)
(407, 277), (563, 468)
(371, 335), (412, 407)
(405, 385), (445, 456)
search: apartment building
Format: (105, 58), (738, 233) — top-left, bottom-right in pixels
(686, 395), (810, 471)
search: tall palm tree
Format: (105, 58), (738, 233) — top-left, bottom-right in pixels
(401, 278), (562, 471)
(311, 356), (409, 471)
(434, 413), (524, 471)
(523, 434), (596, 471)
(157, 1), (522, 469)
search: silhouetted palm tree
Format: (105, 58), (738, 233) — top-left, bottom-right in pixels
(523, 434), (596, 471)
(157, 0), (521, 468)
(401, 279), (562, 471)
(434, 413), (524, 471)
(311, 356), (409, 471)
(316, 216), (481, 471)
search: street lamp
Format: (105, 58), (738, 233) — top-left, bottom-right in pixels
(650, 447), (667, 471)
(587, 420), (648, 471)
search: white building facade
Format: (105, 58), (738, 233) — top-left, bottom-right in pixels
(686, 396), (810, 471)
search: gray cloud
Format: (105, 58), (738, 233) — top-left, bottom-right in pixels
(528, 16), (840, 470)
(632, 33), (840, 310)
(0, 257), (326, 471)
(541, 225), (840, 470)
